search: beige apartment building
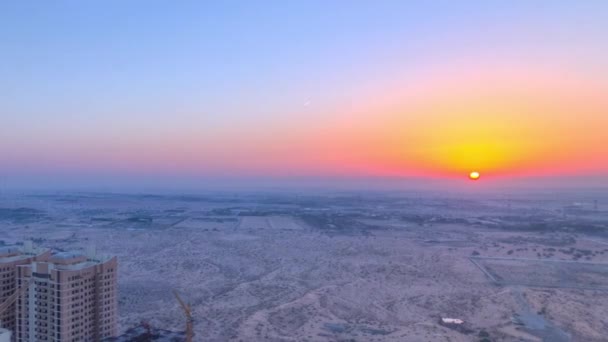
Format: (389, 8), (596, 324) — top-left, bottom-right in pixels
(0, 243), (51, 336)
(13, 248), (117, 342)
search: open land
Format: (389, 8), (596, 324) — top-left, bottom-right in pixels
(1, 190), (608, 341)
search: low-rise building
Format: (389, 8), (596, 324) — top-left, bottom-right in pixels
(0, 328), (12, 342)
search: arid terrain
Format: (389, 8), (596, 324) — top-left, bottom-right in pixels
(1, 191), (608, 341)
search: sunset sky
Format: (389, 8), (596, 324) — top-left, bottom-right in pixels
(1, 1), (607, 190)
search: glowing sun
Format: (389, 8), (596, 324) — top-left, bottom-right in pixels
(469, 171), (480, 180)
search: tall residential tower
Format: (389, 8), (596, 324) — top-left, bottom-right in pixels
(0, 243), (51, 335)
(15, 249), (117, 342)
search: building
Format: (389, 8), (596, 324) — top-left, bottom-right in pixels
(0, 328), (12, 342)
(103, 324), (186, 342)
(15, 248), (118, 342)
(0, 243), (51, 335)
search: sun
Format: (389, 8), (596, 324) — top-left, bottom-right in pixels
(469, 171), (480, 180)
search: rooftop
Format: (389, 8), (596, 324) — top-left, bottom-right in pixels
(0, 244), (49, 264)
(45, 250), (114, 271)
(50, 251), (87, 265)
(0, 246), (20, 258)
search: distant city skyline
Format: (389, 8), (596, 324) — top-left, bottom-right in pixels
(1, 1), (607, 190)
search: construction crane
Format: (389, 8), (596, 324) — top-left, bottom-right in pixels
(173, 290), (193, 342)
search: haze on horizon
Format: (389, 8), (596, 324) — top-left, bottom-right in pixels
(1, 1), (607, 192)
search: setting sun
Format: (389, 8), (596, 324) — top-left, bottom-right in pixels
(469, 171), (480, 180)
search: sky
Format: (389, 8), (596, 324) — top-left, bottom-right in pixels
(1, 1), (607, 191)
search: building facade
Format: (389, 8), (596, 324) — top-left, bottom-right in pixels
(14, 250), (117, 342)
(0, 243), (51, 336)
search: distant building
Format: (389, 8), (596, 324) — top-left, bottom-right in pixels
(103, 324), (186, 342)
(14, 248), (118, 342)
(0, 328), (12, 342)
(0, 242), (51, 336)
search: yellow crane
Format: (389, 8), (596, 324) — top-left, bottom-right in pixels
(173, 290), (193, 342)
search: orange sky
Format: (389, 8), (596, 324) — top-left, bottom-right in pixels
(3, 1), (608, 188)
(4, 63), (606, 184)
(281, 63), (608, 180)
